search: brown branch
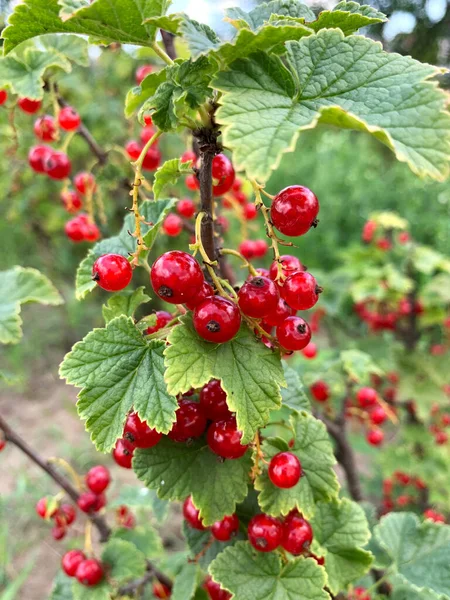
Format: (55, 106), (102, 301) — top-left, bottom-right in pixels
(119, 562), (172, 596)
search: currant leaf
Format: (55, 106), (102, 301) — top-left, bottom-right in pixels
(281, 364), (310, 412)
(214, 30), (450, 181)
(164, 315), (286, 444)
(179, 18), (221, 57)
(0, 267), (63, 345)
(310, 499), (373, 594)
(153, 158), (194, 200)
(171, 562), (200, 600)
(340, 349), (384, 383)
(308, 2), (386, 34)
(183, 522), (244, 569)
(225, 1), (315, 30)
(59, 316), (178, 452)
(143, 13), (183, 35)
(133, 437), (252, 526)
(111, 525), (163, 557)
(210, 542), (328, 600)
(71, 581), (110, 600)
(102, 287), (151, 325)
(255, 412), (339, 518)
(39, 33), (89, 66)
(125, 68), (168, 119)
(102, 538), (147, 584)
(75, 198), (175, 300)
(50, 572), (74, 600)
(375, 512), (450, 597)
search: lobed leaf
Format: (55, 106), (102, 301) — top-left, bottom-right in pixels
(101, 538), (147, 584)
(102, 287), (151, 324)
(281, 364), (310, 412)
(153, 158), (193, 199)
(225, 1), (315, 30)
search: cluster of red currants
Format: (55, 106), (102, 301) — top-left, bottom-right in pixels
(354, 296), (424, 333)
(35, 496), (77, 541)
(429, 402), (450, 446)
(381, 471), (428, 515)
(361, 219), (410, 249)
(125, 117), (162, 171)
(61, 549), (104, 587)
(348, 588), (371, 600)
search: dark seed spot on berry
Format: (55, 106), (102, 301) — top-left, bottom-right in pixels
(123, 448), (131, 456)
(206, 320), (221, 333)
(297, 324), (306, 334)
(252, 277), (265, 288)
(158, 285), (173, 298)
(124, 432), (135, 443)
(256, 537), (268, 548)
(92, 272), (100, 282)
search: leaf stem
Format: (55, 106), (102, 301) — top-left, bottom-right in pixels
(151, 41), (175, 66)
(220, 248), (257, 276)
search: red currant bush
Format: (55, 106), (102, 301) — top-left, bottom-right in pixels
(92, 254), (133, 292)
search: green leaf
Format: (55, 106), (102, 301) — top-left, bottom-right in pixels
(171, 562), (199, 600)
(311, 499), (373, 594)
(309, 2), (386, 35)
(2, 0), (171, 54)
(375, 512), (450, 597)
(183, 522), (243, 570)
(125, 68), (168, 119)
(143, 13), (183, 35)
(340, 350), (383, 383)
(133, 437), (252, 526)
(59, 316), (177, 452)
(102, 538), (147, 584)
(50, 572), (73, 600)
(102, 287), (151, 324)
(281, 364), (310, 412)
(111, 525), (163, 557)
(214, 30), (450, 182)
(391, 586), (438, 600)
(39, 33), (89, 66)
(164, 315), (285, 444)
(179, 18), (221, 57)
(412, 245), (449, 275)
(71, 581), (110, 600)
(153, 158), (193, 200)
(0, 267), (63, 345)
(210, 542), (328, 600)
(225, 1), (315, 30)
(75, 198), (175, 300)
(255, 412), (338, 517)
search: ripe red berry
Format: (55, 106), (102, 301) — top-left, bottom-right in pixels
(238, 276), (279, 319)
(398, 231), (410, 244)
(366, 428), (384, 446)
(207, 417), (248, 460)
(52, 525), (67, 540)
(181, 150), (196, 164)
(151, 251), (204, 305)
(142, 146), (161, 171)
(143, 114), (153, 126)
(212, 154), (235, 196)
(112, 438), (134, 469)
(370, 406), (387, 425)
(145, 311), (173, 334)
(33, 115), (57, 142)
(204, 577), (232, 600)
(75, 559), (104, 587)
(177, 198), (196, 218)
(194, 296), (241, 344)
(269, 255), (305, 282)
(263, 298), (295, 328)
(36, 497), (56, 519)
(424, 509), (446, 523)
(199, 379), (232, 421)
(357, 387), (378, 408)
(185, 281), (214, 310)
(362, 220), (377, 243)
(18, 97), (42, 114)
(65, 215), (87, 242)
(163, 214), (183, 236)
(140, 125), (158, 146)
(44, 150), (71, 179)
(77, 491), (99, 513)
(136, 64), (153, 85)
(281, 271), (320, 311)
(271, 186), (319, 237)
(239, 240), (256, 260)
(123, 412), (163, 448)
(0, 439), (5, 452)
(277, 316), (311, 351)
(0, 89), (7, 105)
(125, 140), (141, 160)
(354, 587), (371, 600)
(435, 430), (448, 445)
(153, 582), (172, 598)
(86, 465), (110, 495)
(58, 106), (81, 131)
(62, 549), (86, 577)
(185, 173), (200, 191)
(248, 514), (283, 552)
(92, 254), (133, 292)
(216, 215), (229, 233)
(377, 237), (392, 251)
(58, 503), (76, 526)
(268, 452), (302, 489)
(28, 144), (52, 173)
(168, 399), (207, 442)
(183, 496), (206, 530)
(310, 381), (329, 402)
(61, 190), (82, 213)
(212, 513), (239, 541)
(301, 342), (317, 359)
(244, 203), (257, 220)
(281, 513), (313, 555)
(253, 239), (269, 257)
(74, 172), (96, 195)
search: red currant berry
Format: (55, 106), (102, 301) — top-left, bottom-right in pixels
(398, 231), (410, 244)
(194, 296), (241, 343)
(136, 64), (153, 85)
(204, 577), (231, 600)
(61, 190), (82, 213)
(60, 504), (76, 525)
(239, 240), (256, 260)
(424, 509), (446, 523)
(185, 173), (200, 191)
(140, 125), (158, 145)
(58, 106), (81, 131)
(248, 514), (283, 552)
(216, 215), (229, 233)
(233, 190), (247, 206)
(277, 316), (311, 351)
(142, 146), (161, 171)
(86, 465), (110, 495)
(281, 272), (320, 311)
(377, 237), (392, 251)
(435, 430), (448, 445)
(354, 587), (371, 600)
(281, 513), (313, 555)
(168, 399), (207, 442)
(253, 239), (269, 257)
(74, 171), (96, 195)
(62, 550), (86, 577)
(370, 406), (387, 425)
(143, 114), (153, 126)
(153, 582), (172, 598)
(112, 438), (134, 469)
(310, 381), (329, 402)
(123, 412), (163, 448)
(163, 214), (183, 236)
(0, 89), (7, 105)
(244, 203), (257, 220)
(33, 115), (57, 142)
(77, 491), (99, 513)
(44, 150), (71, 180)
(181, 150), (196, 163)
(362, 220), (377, 243)
(177, 198), (196, 218)
(356, 387), (378, 408)
(75, 559), (104, 587)
(18, 97), (42, 114)
(232, 178), (242, 192)
(199, 379), (232, 421)
(301, 342), (317, 359)
(0, 439), (5, 452)
(52, 525), (67, 540)
(92, 254), (133, 292)
(185, 281), (214, 310)
(271, 186), (319, 237)
(212, 513), (239, 542)
(183, 496), (206, 530)
(65, 215), (86, 242)
(212, 154), (235, 196)
(207, 417), (248, 460)
(151, 251), (204, 304)
(268, 452), (302, 489)
(36, 497), (56, 519)
(145, 311), (173, 334)
(269, 255), (305, 282)
(366, 428), (384, 446)
(28, 145), (52, 173)
(125, 140), (141, 160)
(263, 298), (295, 328)
(83, 218), (101, 242)
(238, 276), (279, 319)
